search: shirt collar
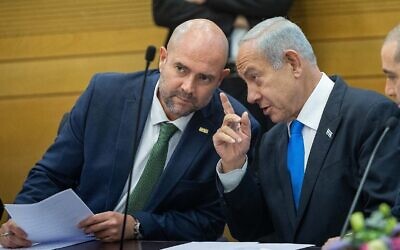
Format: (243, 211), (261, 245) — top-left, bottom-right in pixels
(150, 80), (193, 131)
(288, 72), (335, 132)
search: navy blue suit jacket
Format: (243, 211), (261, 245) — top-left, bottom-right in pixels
(15, 70), (260, 241)
(221, 76), (400, 246)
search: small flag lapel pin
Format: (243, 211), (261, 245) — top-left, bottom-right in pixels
(326, 128), (333, 138)
(199, 127), (209, 134)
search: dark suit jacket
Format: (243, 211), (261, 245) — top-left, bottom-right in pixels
(220, 76), (400, 246)
(14, 70), (260, 241)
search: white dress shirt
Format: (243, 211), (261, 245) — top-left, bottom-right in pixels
(114, 81), (193, 212)
(217, 73), (335, 193)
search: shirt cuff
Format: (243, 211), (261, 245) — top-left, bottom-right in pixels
(216, 158), (248, 193)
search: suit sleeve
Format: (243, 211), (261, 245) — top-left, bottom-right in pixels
(216, 102), (269, 241)
(14, 75), (98, 204)
(218, 135), (274, 241)
(152, 0), (234, 35)
(132, 194), (225, 241)
(206, 0), (293, 18)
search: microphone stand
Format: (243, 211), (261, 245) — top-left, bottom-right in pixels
(0, 197), (3, 220)
(119, 45), (156, 250)
(340, 116), (399, 238)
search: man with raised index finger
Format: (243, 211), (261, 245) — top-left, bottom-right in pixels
(213, 17), (400, 246)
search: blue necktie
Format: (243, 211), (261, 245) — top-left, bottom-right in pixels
(287, 120), (305, 210)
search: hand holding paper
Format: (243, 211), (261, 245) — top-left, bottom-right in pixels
(1, 189), (94, 249)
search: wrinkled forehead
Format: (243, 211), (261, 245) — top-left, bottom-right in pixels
(176, 39), (227, 69)
(237, 41), (269, 73)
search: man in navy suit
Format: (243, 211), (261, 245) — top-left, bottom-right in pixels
(381, 23), (400, 107)
(0, 19), (260, 248)
(382, 24), (400, 217)
(213, 17), (400, 246)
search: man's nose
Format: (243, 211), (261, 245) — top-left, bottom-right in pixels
(247, 85), (260, 104)
(385, 80), (396, 99)
(181, 76), (195, 93)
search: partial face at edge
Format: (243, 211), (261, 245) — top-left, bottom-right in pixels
(381, 41), (400, 105)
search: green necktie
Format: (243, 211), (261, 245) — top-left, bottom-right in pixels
(128, 122), (178, 213)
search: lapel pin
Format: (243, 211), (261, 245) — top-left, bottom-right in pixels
(199, 127), (209, 134)
(326, 128), (333, 138)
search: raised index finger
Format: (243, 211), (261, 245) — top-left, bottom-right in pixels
(220, 92), (234, 115)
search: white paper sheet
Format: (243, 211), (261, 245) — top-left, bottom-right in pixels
(162, 242), (259, 250)
(256, 243), (314, 250)
(4, 189), (94, 245)
(162, 242), (314, 250)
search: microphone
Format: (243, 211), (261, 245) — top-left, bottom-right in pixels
(145, 46), (156, 63)
(0, 197), (3, 220)
(340, 113), (399, 238)
(119, 45), (156, 249)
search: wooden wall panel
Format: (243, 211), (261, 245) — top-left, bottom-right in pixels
(348, 77), (386, 91)
(292, 11), (400, 40)
(0, 0), (154, 37)
(0, 53), (159, 97)
(289, 0), (400, 95)
(0, 28), (166, 61)
(312, 39), (382, 77)
(0, 95), (78, 220)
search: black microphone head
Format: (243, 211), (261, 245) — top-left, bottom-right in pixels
(385, 116), (399, 129)
(145, 45), (156, 62)
(385, 109), (400, 129)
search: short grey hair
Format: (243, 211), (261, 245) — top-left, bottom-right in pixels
(384, 24), (400, 63)
(240, 17), (316, 70)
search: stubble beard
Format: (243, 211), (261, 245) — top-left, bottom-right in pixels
(161, 88), (199, 118)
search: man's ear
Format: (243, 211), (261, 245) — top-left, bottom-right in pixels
(159, 47), (167, 71)
(284, 50), (302, 77)
(217, 68), (231, 87)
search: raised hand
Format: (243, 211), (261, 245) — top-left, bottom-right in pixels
(213, 93), (251, 173)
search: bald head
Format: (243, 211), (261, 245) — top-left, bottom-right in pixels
(381, 24), (400, 105)
(383, 24), (400, 63)
(167, 19), (229, 68)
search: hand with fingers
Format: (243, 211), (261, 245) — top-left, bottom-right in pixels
(78, 211), (136, 242)
(213, 93), (252, 173)
(0, 220), (31, 248)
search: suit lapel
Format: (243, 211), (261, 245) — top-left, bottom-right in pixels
(145, 111), (214, 211)
(295, 77), (347, 231)
(276, 127), (297, 229)
(105, 76), (156, 210)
